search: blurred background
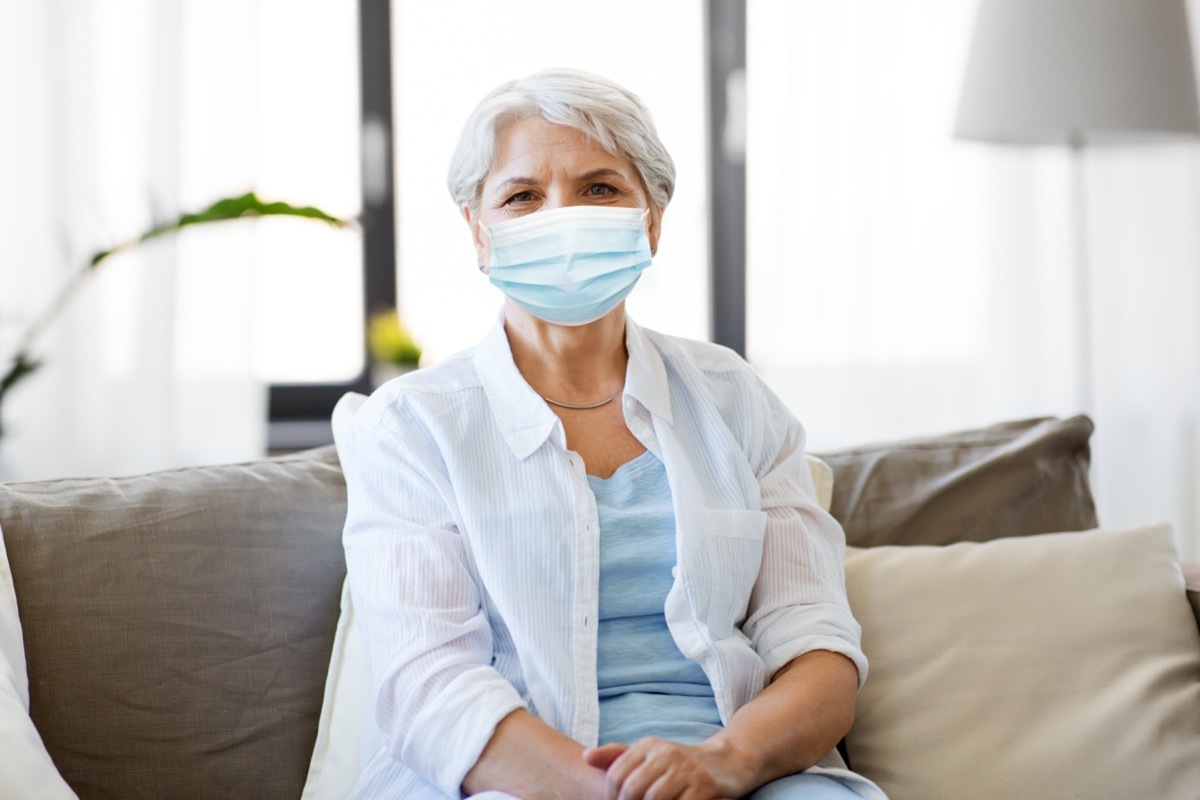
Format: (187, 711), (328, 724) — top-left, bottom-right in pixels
(1, 0), (1198, 559)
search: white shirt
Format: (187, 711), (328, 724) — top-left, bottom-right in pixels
(339, 313), (882, 800)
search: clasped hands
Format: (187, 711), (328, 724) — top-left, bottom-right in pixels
(581, 736), (747, 800)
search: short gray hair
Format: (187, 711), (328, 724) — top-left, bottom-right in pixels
(447, 68), (676, 213)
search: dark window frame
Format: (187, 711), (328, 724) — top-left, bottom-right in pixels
(266, 0), (397, 452)
(705, 0), (748, 357)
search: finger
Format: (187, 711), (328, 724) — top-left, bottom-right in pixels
(584, 742), (630, 770)
(615, 754), (669, 800)
(605, 746), (647, 800)
(643, 769), (689, 800)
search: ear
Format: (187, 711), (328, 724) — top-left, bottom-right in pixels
(647, 205), (663, 257)
(462, 205), (489, 272)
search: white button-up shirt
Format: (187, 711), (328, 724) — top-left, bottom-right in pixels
(339, 314), (878, 800)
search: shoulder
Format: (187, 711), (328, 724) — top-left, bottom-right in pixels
(642, 327), (748, 374)
(641, 327), (768, 406)
(348, 347), (486, 440)
(638, 326), (801, 466)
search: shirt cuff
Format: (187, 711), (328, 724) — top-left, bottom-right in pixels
(755, 605), (868, 689)
(401, 667), (528, 798)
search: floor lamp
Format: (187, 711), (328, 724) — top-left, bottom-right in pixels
(954, 0), (1200, 416)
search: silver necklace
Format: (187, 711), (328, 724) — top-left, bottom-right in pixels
(541, 392), (616, 410)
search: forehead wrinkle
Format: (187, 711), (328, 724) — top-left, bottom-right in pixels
(495, 175), (541, 190)
(484, 119), (640, 197)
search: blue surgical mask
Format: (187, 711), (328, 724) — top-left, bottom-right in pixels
(483, 205), (653, 326)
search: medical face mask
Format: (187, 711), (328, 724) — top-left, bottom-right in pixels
(483, 205), (653, 326)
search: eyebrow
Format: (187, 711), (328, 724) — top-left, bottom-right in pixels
(493, 168), (631, 192)
(578, 168), (629, 182)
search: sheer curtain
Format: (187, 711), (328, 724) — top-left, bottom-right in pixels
(747, 0), (1200, 559)
(0, 0), (359, 482)
(0, 1), (262, 481)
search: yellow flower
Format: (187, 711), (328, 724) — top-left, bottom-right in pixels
(367, 310), (422, 366)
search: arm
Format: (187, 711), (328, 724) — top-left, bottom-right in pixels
(463, 709), (608, 799)
(702, 649), (858, 790)
(344, 402), (610, 799)
(584, 650), (857, 799)
(341, 410), (529, 796)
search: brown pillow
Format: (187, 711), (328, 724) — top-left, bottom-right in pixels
(816, 416), (1097, 547)
(0, 446), (347, 800)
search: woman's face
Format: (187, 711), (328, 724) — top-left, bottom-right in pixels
(464, 116), (662, 270)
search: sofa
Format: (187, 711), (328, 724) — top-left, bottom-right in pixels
(1, 415), (1197, 800)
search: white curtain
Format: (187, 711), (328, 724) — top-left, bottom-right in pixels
(747, 0), (1200, 559)
(0, 0), (266, 481)
(0, 1), (360, 481)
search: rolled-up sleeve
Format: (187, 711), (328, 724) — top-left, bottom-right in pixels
(340, 405), (527, 797)
(741, 387), (868, 688)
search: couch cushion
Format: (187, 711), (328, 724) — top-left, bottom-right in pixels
(816, 415), (1097, 547)
(844, 523), (1200, 800)
(0, 446), (347, 800)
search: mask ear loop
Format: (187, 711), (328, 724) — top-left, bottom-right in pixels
(640, 208), (657, 257)
(478, 220), (493, 273)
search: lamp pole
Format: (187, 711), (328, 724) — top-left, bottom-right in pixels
(1069, 132), (1093, 416)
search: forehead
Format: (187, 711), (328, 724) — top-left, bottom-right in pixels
(487, 117), (636, 183)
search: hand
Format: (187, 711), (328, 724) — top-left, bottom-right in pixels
(583, 739), (740, 800)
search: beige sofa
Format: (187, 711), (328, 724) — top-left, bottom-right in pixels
(1, 415), (1197, 799)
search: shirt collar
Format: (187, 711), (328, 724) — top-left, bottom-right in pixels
(623, 316), (674, 426)
(473, 308), (675, 460)
(474, 309), (563, 460)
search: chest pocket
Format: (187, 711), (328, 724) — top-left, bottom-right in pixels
(697, 508), (767, 629)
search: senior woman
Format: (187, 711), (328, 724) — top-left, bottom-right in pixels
(339, 69), (886, 800)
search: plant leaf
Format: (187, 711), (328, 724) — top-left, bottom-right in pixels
(88, 192), (354, 270)
(0, 352), (42, 402)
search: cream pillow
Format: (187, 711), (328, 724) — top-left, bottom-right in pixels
(302, 393), (371, 800)
(300, 576), (370, 800)
(844, 523), (1200, 800)
(303, 392), (840, 799)
(805, 454), (833, 512)
(0, 524), (80, 800)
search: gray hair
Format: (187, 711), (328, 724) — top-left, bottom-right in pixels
(447, 68), (676, 213)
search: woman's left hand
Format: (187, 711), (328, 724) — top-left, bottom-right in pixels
(583, 738), (743, 800)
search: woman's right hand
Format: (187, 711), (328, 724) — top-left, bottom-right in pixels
(583, 739), (740, 800)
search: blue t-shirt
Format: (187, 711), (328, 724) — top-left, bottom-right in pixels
(588, 449), (723, 746)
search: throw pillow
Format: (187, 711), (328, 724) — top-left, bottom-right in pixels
(817, 415), (1097, 547)
(301, 577), (370, 800)
(0, 447), (348, 800)
(843, 523), (1200, 800)
(0, 523), (78, 799)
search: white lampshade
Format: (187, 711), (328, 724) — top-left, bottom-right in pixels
(955, 0), (1200, 145)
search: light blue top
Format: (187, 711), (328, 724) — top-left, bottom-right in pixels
(588, 449), (722, 746)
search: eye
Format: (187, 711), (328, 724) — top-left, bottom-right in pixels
(586, 183), (616, 197)
(504, 190), (535, 205)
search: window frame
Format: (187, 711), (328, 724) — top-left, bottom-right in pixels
(266, 0), (396, 451)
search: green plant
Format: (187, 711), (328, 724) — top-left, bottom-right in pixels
(367, 309), (422, 367)
(0, 192), (354, 438)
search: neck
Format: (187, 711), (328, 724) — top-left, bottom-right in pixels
(503, 300), (628, 404)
